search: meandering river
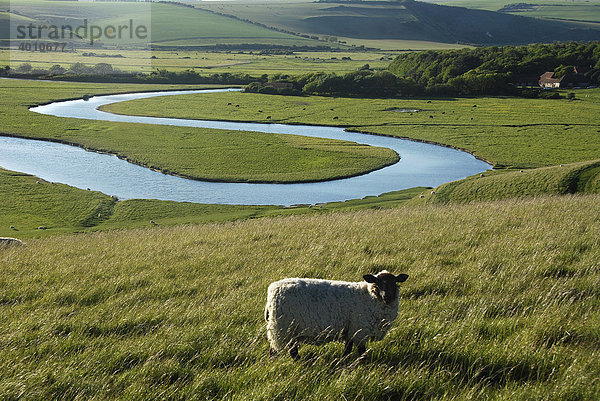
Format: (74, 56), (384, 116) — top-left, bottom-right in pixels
(0, 89), (490, 205)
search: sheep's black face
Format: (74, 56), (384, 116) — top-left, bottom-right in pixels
(364, 271), (409, 304)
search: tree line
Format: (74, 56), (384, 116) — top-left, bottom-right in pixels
(247, 42), (600, 98)
(0, 63), (258, 85)
(244, 68), (420, 97)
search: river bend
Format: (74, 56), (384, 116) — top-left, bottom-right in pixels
(0, 89), (491, 205)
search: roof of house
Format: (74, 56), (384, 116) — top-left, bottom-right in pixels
(539, 71), (562, 84)
(539, 70), (590, 85)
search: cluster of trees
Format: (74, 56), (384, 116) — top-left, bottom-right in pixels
(141, 69), (256, 85)
(388, 42), (600, 96)
(247, 42), (600, 98)
(5, 62), (120, 76)
(245, 69), (419, 97)
(2, 63), (259, 85)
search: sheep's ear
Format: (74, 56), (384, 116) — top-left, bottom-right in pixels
(363, 274), (377, 283)
(395, 274), (408, 283)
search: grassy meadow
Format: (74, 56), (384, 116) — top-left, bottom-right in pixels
(1, 195), (599, 400)
(0, 167), (272, 238)
(0, 79), (397, 183)
(102, 89), (600, 169)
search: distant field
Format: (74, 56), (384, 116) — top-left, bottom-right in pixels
(509, 4), (600, 25)
(0, 48), (391, 75)
(103, 89), (600, 169)
(4, 0), (345, 76)
(197, 1), (462, 48)
(0, 79), (397, 184)
(337, 38), (472, 51)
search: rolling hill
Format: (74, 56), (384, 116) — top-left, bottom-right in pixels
(0, 0), (327, 49)
(198, 0), (600, 46)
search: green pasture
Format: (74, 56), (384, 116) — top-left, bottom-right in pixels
(0, 79), (396, 184)
(1, 194), (599, 399)
(149, 3), (311, 47)
(513, 5), (600, 26)
(102, 89), (600, 169)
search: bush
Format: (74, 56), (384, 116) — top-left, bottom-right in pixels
(539, 90), (562, 99)
(16, 63), (32, 73)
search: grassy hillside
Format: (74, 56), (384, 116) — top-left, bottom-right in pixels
(2, 0), (324, 49)
(415, 159), (600, 204)
(1, 195), (599, 399)
(102, 89), (600, 169)
(198, 0), (600, 46)
(0, 79), (397, 183)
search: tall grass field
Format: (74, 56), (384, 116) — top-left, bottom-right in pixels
(1, 195), (599, 400)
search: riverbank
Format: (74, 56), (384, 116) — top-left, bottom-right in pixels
(0, 166), (428, 238)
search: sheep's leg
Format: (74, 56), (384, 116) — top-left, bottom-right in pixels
(289, 345), (300, 360)
(342, 340), (354, 356)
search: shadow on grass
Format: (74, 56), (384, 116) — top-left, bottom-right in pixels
(372, 344), (555, 387)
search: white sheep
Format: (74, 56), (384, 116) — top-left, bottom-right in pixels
(0, 237), (24, 247)
(265, 270), (408, 359)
